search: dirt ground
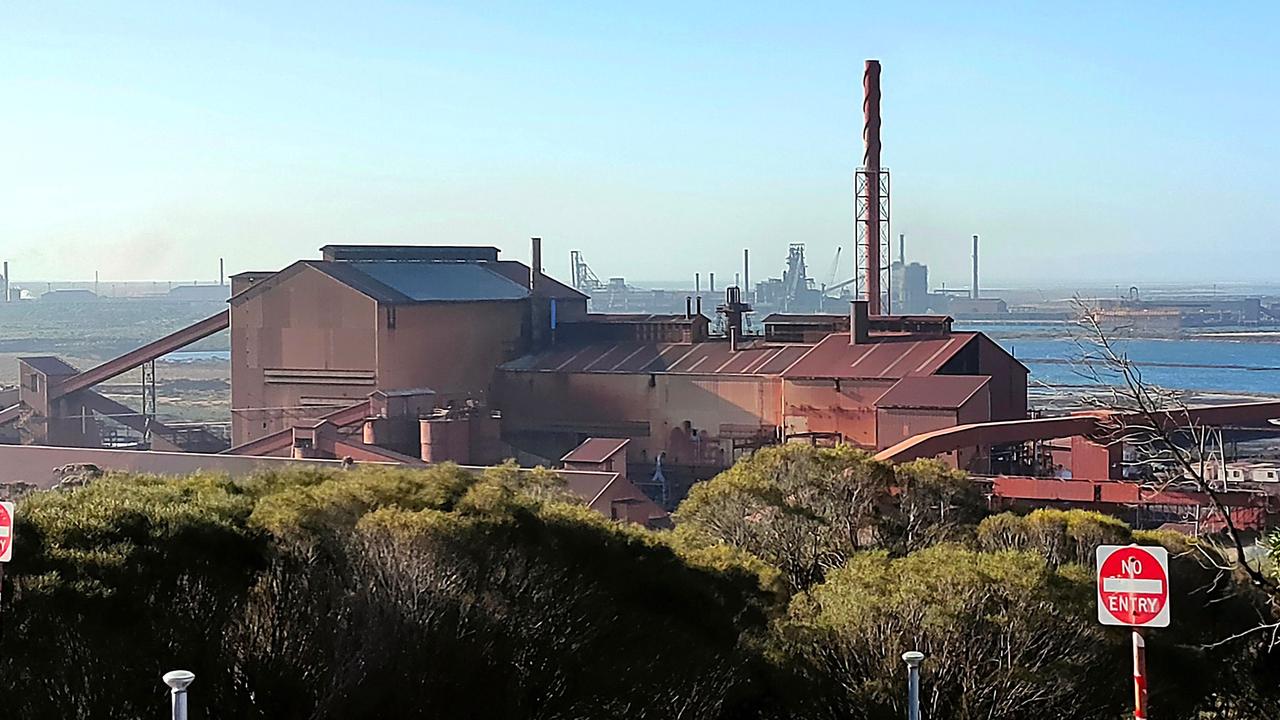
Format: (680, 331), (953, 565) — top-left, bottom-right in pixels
(0, 299), (230, 425)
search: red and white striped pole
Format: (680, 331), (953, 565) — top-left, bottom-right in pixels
(1132, 630), (1147, 720)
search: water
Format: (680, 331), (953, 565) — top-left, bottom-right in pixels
(959, 323), (1280, 396)
(160, 350), (230, 363)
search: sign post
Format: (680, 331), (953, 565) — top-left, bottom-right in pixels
(1097, 544), (1169, 720)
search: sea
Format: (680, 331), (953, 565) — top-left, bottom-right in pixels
(960, 323), (1280, 398)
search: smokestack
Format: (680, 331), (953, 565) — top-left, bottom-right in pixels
(685, 296), (693, 319)
(743, 249), (750, 297)
(972, 235), (979, 300)
(710, 272), (715, 293)
(695, 273), (700, 294)
(695, 295), (702, 316)
(2, 261), (8, 303)
(219, 258), (225, 287)
(862, 59), (884, 316)
(899, 234), (905, 264)
(530, 237), (542, 292)
(850, 300), (870, 345)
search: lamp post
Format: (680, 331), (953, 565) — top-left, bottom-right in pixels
(162, 670), (195, 720)
(902, 651), (925, 720)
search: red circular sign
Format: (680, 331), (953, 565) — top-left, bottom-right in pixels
(0, 504), (11, 559)
(1098, 546), (1168, 626)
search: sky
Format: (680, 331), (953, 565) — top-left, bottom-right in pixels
(2, 2), (1277, 289)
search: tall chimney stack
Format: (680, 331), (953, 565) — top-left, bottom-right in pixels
(861, 59), (884, 316)
(743, 249), (750, 298)
(899, 234), (905, 264)
(2, 261), (8, 303)
(695, 273), (700, 294)
(971, 234), (979, 300)
(219, 258), (225, 287)
(709, 272), (715, 293)
(530, 237), (542, 292)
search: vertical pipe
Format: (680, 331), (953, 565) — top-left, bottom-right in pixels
(2, 261), (8, 303)
(695, 273), (700, 294)
(710, 272), (715, 293)
(695, 296), (702, 316)
(685, 296), (692, 319)
(219, 258), (225, 287)
(1133, 631), (1148, 720)
(743, 249), (750, 298)
(530, 237), (542, 292)
(903, 651), (924, 720)
(899, 234), (905, 264)
(972, 234), (979, 300)
(863, 59), (882, 315)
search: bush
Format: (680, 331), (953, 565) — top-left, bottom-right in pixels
(780, 545), (1126, 720)
(0, 465), (781, 720)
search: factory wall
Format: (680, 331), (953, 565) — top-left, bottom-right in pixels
(230, 266), (379, 446)
(376, 301), (527, 404)
(780, 378), (894, 447)
(875, 385), (990, 469)
(497, 371), (780, 468)
(975, 334), (1028, 421)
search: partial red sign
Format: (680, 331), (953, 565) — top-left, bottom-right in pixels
(1096, 544), (1169, 628)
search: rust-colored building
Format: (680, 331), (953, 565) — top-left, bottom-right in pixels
(497, 300), (1028, 501)
(228, 243), (585, 447)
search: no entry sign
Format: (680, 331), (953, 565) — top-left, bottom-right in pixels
(0, 501), (13, 563)
(1097, 544), (1169, 628)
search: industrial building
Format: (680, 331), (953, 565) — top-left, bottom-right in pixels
(2, 58), (1278, 532)
(498, 301), (1027, 500)
(226, 242), (585, 447)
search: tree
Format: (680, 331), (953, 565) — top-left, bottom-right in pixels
(780, 544), (1126, 720)
(0, 472), (266, 719)
(675, 445), (984, 591)
(0, 464), (784, 720)
(1071, 303), (1280, 622)
(979, 510), (1280, 718)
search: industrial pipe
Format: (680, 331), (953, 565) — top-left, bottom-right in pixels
(972, 235), (979, 300)
(863, 59), (883, 315)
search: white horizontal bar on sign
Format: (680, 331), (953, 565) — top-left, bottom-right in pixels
(1102, 577), (1164, 595)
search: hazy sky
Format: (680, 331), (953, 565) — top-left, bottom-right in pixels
(2, 2), (1277, 288)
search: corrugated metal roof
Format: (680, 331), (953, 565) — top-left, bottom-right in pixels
(345, 261), (530, 302)
(562, 438), (630, 463)
(781, 332), (976, 380)
(875, 375), (989, 410)
(502, 341), (814, 376)
(20, 356), (81, 376)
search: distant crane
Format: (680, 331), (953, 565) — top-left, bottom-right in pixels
(569, 250), (605, 293)
(825, 247), (842, 290)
